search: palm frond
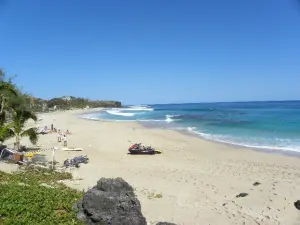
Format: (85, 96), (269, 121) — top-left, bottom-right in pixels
(12, 108), (37, 124)
(0, 111), (6, 126)
(23, 110), (37, 121)
(0, 69), (4, 81)
(0, 124), (14, 142)
(21, 127), (39, 145)
(0, 82), (18, 96)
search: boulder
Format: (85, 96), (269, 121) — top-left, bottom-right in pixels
(76, 177), (147, 225)
(294, 200), (300, 210)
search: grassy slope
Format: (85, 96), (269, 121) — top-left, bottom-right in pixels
(0, 166), (84, 225)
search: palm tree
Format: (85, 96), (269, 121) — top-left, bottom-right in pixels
(0, 70), (37, 147)
(9, 108), (39, 150)
(0, 71), (18, 125)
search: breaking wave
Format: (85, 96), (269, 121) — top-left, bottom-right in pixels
(106, 110), (136, 117)
(186, 127), (300, 152)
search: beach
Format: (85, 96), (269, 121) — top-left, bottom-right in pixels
(6, 109), (300, 225)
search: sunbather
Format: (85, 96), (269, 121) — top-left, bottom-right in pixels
(38, 128), (48, 134)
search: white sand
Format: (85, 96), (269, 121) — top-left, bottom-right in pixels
(3, 109), (300, 225)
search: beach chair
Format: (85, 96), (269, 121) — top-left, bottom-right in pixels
(0, 148), (15, 161)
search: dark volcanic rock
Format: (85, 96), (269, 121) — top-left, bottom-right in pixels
(253, 182), (261, 186)
(294, 200), (300, 210)
(77, 177), (147, 225)
(236, 193), (249, 198)
(156, 222), (177, 225)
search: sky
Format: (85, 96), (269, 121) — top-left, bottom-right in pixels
(0, 0), (300, 104)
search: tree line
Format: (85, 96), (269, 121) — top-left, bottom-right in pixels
(0, 69), (122, 150)
(32, 96), (122, 112)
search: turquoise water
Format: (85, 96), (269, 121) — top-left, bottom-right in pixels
(80, 101), (300, 152)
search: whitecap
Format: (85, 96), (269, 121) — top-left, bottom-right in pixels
(106, 110), (136, 117)
(187, 127), (196, 132)
(124, 107), (154, 111)
(164, 114), (182, 123)
(165, 114), (181, 118)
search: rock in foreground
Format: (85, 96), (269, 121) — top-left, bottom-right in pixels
(77, 177), (147, 225)
(294, 200), (300, 210)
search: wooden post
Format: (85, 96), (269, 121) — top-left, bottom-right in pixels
(52, 147), (58, 170)
(52, 148), (55, 170)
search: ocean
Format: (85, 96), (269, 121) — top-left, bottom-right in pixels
(80, 101), (300, 153)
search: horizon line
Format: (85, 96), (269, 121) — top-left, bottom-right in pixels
(133, 99), (300, 106)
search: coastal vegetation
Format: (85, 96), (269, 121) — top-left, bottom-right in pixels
(20, 94), (121, 112)
(0, 68), (123, 223)
(0, 70), (41, 148)
(9, 108), (38, 150)
(0, 167), (83, 224)
(0, 69), (84, 224)
(45, 96), (122, 112)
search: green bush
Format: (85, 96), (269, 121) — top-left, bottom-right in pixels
(0, 167), (84, 225)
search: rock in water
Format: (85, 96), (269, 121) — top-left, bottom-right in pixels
(77, 177), (147, 225)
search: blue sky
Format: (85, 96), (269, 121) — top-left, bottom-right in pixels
(0, 0), (300, 104)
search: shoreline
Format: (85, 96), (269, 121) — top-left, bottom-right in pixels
(18, 109), (300, 225)
(176, 128), (300, 159)
(78, 111), (300, 159)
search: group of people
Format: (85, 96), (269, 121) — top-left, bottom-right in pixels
(57, 129), (70, 147)
(38, 123), (71, 147)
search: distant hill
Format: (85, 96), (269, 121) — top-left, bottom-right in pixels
(25, 96), (122, 112)
(0, 69), (122, 112)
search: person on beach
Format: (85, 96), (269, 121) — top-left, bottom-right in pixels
(63, 135), (67, 147)
(57, 133), (61, 142)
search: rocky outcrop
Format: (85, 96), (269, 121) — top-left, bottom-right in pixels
(76, 177), (147, 225)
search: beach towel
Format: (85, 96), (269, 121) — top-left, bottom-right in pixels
(61, 147), (83, 151)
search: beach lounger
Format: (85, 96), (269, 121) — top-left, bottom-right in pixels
(0, 148), (14, 160)
(0, 148), (23, 162)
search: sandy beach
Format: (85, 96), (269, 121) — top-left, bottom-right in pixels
(4, 109), (300, 225)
